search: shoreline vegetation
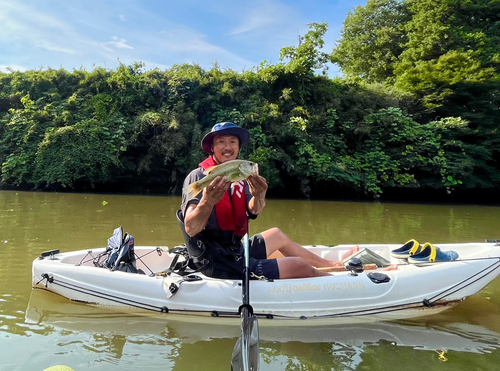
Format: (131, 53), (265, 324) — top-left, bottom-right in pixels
(1, 1), (499, 203)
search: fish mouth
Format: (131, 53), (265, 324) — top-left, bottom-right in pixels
(252, 163), (259, 176)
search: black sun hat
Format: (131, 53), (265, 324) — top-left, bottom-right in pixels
(201, 122), (250, 154)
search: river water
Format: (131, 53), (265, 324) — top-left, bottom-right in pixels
(1, 190), (500, 371)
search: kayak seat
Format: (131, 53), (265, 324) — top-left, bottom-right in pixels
(105, 227), (142, 274)
(391, 239), (422, 259)
(407, 242), (459, 264)
(176, 210), (210, 271)
(176, 210), (246, 279)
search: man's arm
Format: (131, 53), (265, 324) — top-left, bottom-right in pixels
(184, 176), (230, 236)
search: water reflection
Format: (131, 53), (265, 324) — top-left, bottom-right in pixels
(25, 289), (500, 371)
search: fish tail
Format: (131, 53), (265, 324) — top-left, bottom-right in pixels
(184, 181), (203, 199)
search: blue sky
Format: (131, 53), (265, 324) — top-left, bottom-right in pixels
(0, 0), (365, 75)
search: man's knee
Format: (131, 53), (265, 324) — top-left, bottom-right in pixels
(262, 227), (287, 244)
(264, 227), (283, 237)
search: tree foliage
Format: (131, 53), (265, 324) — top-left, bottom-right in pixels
(334, 0), (500, 116)
(0, 15), (499, 200)
(332, 0), (500, 198)
(332, 0), (410, 82)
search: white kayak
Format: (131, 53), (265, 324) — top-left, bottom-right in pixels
(31, 241), (500, 325)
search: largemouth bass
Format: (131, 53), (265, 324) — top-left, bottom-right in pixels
(184, 160), (258, 200)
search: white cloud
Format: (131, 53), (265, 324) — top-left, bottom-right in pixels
(149, 27), (254, 70)
(64, 0), (254, 70)
(229, 0), (298, 36)
(0, 64), (28, 73)
(102, 36), (134, 51)
(35, 40), (78, 55)
(0, 0), (341, 73)
(0, 1), (84, 57)
(223, 0), (309, 64)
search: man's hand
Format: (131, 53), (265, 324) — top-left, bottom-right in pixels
(247, 174), (268, 200)
(247, 174), (267, 215)
(203, 176), (231, 205)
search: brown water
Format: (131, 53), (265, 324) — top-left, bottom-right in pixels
(1, 190), (500, 371)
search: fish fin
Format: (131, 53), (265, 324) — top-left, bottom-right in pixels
(203, 165), (217, 175)
(183, 181), (202, 200)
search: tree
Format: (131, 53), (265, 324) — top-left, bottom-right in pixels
(333, 0), (500, 118)
(333, 0), (500, 189)
(280, 22), (333, 76)
(332, 0), (410, 83)
(394, 0), (500, 114)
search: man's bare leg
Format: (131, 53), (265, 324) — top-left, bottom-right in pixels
(276, 257), (331, 278)
(261, 228), (359, 268)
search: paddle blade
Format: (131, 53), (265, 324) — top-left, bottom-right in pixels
(231, 307), (260, 371)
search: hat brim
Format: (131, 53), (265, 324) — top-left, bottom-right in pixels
(201, 127), (250, 154)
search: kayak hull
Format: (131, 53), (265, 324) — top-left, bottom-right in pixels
(32, 243), (500, 325)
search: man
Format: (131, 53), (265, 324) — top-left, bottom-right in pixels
(181, 122), (355, 280)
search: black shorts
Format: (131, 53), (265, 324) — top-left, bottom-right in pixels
(248, 234), (280, 280)
(207, 233), (280, 280)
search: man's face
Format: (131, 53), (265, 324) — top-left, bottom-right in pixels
(212, 134), (240, 163)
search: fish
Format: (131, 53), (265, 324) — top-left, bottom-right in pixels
(184, 160), (258, 200)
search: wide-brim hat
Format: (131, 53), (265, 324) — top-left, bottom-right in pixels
(201, 122), (250, 154)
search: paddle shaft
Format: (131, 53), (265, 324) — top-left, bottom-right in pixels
(242, 233), (250, 305)
(240, 232), (259, 371)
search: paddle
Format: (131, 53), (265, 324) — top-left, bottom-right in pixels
(231, 233), (260, 371)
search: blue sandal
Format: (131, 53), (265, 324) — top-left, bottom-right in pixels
(408, 242), (459, 264)
(391, 239), (422, 259)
